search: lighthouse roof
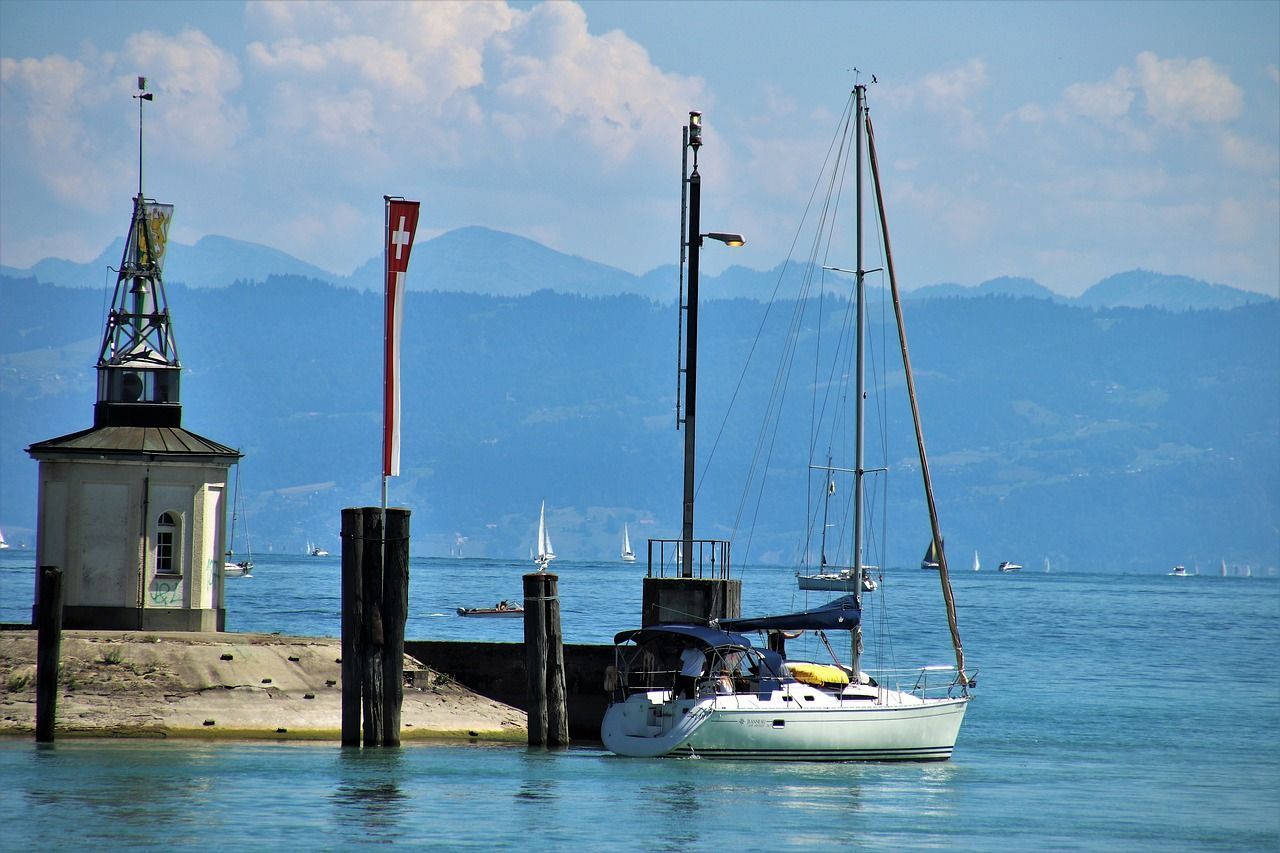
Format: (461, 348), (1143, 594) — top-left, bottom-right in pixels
(27, 424), (241, 462)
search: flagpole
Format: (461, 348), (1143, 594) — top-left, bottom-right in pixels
(382, 196), (391, 544)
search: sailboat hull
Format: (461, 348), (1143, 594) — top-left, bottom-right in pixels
(602, 689), (969, 761)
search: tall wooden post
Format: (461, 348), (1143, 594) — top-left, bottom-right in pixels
(545, 573), (569, 746)
(35, 566), (63, 743)
(361, 507), (385, 747)
(381, 508), (410, 746)
(340, 508), (364, 746)
(523, 572), (549, 745)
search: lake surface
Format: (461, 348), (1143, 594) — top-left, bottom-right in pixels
(1, 552), (1277, 850)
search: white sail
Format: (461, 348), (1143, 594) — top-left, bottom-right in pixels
(621, 523), (636, 561)
(973, 551), (980, 572)
(535, 500), (555, 569)
(0, 528), (8, 549)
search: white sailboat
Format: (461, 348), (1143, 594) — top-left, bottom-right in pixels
(602, 85), (972, 762)
(620, 523), (636, 563)
(796, 464), (878, 592)
(973, 551), (981, 572)
(533, 500), (556, 571)
(223, 468), (253, 577)
(1044, 557), (1051, 573)
(0, 528), (9, 550)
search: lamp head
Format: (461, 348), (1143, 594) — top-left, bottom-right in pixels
(703, 232), (745, 247)
(688, 111), (702, 149)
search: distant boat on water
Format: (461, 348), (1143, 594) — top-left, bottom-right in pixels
(972, 551), (980, 572)
(457, 600), (523, 618)
(0, 528), (9, 550)
(1169, 565), (1188, 577)
(998, 561), (1022, 573)
(921, 538), (943, 570)
(307, 542), (329, 557)
(1044, 557), (1051, 574)
(621, 523), (636, 563)
(533, 501), (555, 571)
(224, 467), (253, 577)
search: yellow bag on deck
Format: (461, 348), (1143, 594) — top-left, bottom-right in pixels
(787, 662), (850, 687)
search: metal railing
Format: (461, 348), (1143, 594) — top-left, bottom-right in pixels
(868, 665), (974, 700)
(646, 538), (731, 579)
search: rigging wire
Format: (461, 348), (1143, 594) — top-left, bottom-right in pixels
(692, 92), (859, 547)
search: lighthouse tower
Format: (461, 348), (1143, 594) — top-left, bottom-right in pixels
(26, 79), (240, 631)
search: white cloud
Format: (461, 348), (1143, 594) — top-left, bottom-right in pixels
(121, 29), (247, 156)
(243, 1), (700, 172)
(0, 54), (117, 208)
(489, 3), (703, 166)
(1133, 51), (1241, 126)
(1054, 52), (1242, 132)
(1061, 70), (1135, 122)
(887, 59), (990, 148)
(1219, 130), (1280, 174)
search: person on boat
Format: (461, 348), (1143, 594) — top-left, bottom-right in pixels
(676, 646), (706, 699)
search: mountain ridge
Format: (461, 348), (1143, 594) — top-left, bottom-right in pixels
(2, 228), (1272, 311)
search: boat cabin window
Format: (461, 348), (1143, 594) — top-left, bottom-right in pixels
(156, 511), (180, 575)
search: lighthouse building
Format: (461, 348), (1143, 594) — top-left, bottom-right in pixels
(27, 188), (240, 631)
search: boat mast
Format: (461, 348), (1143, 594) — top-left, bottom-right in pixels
(850, 83), (868, 680)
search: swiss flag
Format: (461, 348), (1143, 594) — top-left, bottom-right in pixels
(384, 199), (420, 478)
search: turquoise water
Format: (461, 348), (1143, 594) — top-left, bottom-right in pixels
(1, 553), (1277, 850)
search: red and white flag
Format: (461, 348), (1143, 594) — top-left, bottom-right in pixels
(384, 198), (420, 478)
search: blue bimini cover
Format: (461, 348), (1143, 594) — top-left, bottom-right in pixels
(716, 595), (862, 632)
(612, 624), (756, 651)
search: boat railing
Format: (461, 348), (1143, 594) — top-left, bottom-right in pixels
(869, 665), (973, 699)
(645, 538), (731, 579)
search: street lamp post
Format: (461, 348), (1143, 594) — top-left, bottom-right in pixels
(679, 111), (743, 579)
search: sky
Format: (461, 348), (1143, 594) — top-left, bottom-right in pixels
(1, 0), (1277, 297)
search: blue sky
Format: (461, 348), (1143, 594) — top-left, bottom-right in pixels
(1, 0), (1277, 296)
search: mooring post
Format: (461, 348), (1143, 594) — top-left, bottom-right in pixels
(523, 572), (549, 745)
(381, 507), (410, 746)
(35, 566), (63, 743)
(340, 508), (364, 747)
(361, 507), (385, 747)
(545, 572), (569, 746)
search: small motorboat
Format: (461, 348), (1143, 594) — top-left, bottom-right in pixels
(998, 561), (1022, 573)
(1168, 565), (1189, 577)
(457, 600), (524, 618)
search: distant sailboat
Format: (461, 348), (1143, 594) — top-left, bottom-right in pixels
(0, 528), (9, 550)
(621, 523), (636, 563)
(224, 468), (253, 577)
(1220, 558), (1227, 577)
(1044, 557), (1051, 574)
(972, 551), (980, 572)
(921, 538), (943, 570)
(533, 501), (556, 571)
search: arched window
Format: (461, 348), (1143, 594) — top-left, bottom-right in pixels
(156, 511), (179, 575)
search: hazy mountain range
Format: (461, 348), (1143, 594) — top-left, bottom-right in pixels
(1, 228), (1276, 573)
(2, 226), (1273, 310)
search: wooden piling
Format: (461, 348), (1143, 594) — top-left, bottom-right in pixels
(340, 508), (364, 747)
(35, 566), (63, 743)
(523, 572), (549, 745)
(361, 507), (385, 747)
(545, 572), (569, 746)
(381, 508), (410, 746)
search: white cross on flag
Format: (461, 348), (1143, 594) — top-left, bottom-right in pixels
(384, 198), (420, 478)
